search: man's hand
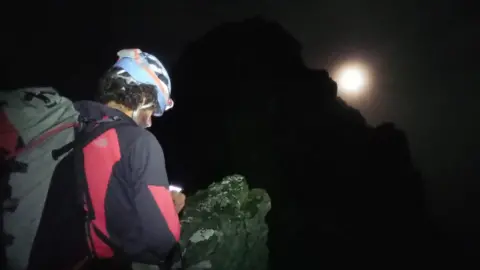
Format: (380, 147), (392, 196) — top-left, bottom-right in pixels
(170, 191), (186, 213)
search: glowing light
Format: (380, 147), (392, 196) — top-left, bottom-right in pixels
(169, 185), (183, 192)
(339, 68), (364, 92)
(333, 63), (370, 97)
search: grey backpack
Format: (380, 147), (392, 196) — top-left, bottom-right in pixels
(0, 87), (79, 269)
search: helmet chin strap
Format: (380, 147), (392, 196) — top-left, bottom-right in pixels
(132, 102), (154, 128)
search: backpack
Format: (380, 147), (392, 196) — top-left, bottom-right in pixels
(0, 88), (135, 269)
(0, 88), (80, 269)
(1, 88), (184, 270)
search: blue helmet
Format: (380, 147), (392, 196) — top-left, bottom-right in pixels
(112, 48), (173, 116)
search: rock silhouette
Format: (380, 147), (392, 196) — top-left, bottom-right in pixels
(158, 17), (438, 267)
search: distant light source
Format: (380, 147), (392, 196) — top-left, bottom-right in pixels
(339, 68), (364, 92)
(334, 63), (370, 97)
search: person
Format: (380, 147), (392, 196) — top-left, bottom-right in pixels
(2, 48), (185, 270)
(77, 48), (186, 268)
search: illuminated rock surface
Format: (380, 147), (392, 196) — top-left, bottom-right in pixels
(174, 175), (270, 270)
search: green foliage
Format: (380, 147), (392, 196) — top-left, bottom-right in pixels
(175, 175), (271, 270)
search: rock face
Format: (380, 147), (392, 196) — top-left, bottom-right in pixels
(161, 17), (430, 267)
(174, 175), (271, 270)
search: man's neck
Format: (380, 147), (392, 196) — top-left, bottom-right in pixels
(106, 101), (133, 118)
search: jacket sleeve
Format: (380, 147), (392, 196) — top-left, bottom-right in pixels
(127, 131), (181, 264)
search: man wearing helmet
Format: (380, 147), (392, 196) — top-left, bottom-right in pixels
(22, 49), (185, 270)
(83, 48), (185, 267)
(98, 49), (175, 127)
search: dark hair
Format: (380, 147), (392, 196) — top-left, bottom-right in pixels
(97, 67), (159, 111)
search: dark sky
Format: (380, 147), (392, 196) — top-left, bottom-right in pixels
(8, 1), (478, 230)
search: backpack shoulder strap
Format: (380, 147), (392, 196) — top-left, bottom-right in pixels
(74, 116), (131, 148)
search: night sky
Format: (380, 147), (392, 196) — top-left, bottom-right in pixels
(7, 0), (478, 232)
